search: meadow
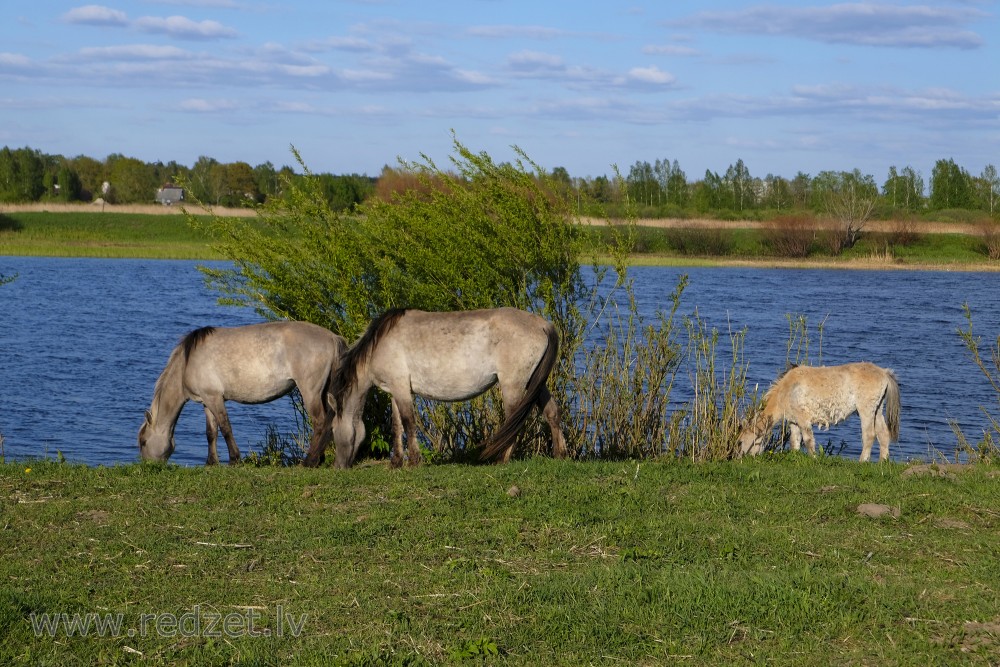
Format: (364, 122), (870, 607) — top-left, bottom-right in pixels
(2, 207), (998, 269)
(3, 455), (999, 665)
(3, 206), (1000, 665)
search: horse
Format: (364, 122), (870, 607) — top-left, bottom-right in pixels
(305, 307), (567, 469)
(738, 362), (900, 462)
(139, 321), (347, 465)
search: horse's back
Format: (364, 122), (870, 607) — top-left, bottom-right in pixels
(371, 308), (554, 400)
(184, 321), (344, 402)
(775, 362), (893, 420)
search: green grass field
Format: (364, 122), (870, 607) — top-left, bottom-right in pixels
(0, 211), (223, 259)
(2, 455), (998, 665)
(2, 210), (998, 269)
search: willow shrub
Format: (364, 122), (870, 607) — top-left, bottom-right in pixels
(952, 304), (1000, 462)
(190, 139), (751, 462)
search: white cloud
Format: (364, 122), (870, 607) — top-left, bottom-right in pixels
(673, 4), (985, 49)
(642, 44), (700, 57)
(626, 66), (675, 86)
(466, 25), (565, 40)
(177, 98), (238, 112)
(0, 52), (34, 68)
(76, 44), (196, 61)
(62, 5), (129, 27)
(134, 15), (238, 39)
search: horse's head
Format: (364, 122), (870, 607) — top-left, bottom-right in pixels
(138, 409), (175, 461)
(328, 399), (365, 470)
(737, 412), (771, 457)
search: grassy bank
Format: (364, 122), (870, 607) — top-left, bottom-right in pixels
(3, 456), (999, 665)
(0, 211), (223, 260)
(3, 210), (999, 269)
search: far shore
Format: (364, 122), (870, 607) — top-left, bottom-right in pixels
(3, 202), (998, 272)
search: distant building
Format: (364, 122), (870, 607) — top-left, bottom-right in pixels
(155, 184), (185, 206)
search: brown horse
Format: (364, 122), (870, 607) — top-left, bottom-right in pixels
(139, 321), (346, 465)
(305, 307), (567, 469)
(738, 362), (901, 462)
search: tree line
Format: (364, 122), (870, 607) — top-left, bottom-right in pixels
(0, 146), (374, 212)
(1, 144), (997, 220)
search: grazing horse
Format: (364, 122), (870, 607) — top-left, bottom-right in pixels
(738, 362), (900, 462)
(139, 321), (347, 465)
(305, 307), (567, 469)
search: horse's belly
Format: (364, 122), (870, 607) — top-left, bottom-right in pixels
(222, 377), (296, 404)
(408, 373), (498, 402)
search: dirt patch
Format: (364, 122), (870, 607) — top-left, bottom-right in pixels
(901, 463), (975, 479)
(960, 619), (1000, 654)
(76, 509), (110, 525)
(856, 503), (900, 519)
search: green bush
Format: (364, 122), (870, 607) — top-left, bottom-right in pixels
(191, 139), (752, 463)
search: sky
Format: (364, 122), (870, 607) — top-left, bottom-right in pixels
(2, 1), (998, 182)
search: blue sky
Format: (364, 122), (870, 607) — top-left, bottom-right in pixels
(2, 1), (998, 182)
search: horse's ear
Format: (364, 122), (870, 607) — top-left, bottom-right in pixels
(144, 409), (153, 426)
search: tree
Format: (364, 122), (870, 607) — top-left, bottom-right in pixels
(189, 156), (220, 204)
(975, 165), (999, 215)
(882, 165), (924, 213)
(821, 169), (878, 250)
(253, 162), (280, 202)
(790, 171), (812, 209)
(69, 155), (106, 200)
(108, 155), (155, 203)
(627, 160), (658, 208)
(723, 158), (753, 212)
(0, 147), (45, 202)
(56, 164), (82, 201)
(665, 160), (688, 207)
(692, 170), (723, 213)
(762, 174), (792, 211)
(218, 161), (258, 207)
(929, 158), (972, 210)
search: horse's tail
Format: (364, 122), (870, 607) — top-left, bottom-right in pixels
(884, 369), (901, 442)
(480, 322), (559, 462)
(305, 334), (350, 468)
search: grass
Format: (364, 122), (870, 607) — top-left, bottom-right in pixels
(3, 210), (999, 269)
(3, 455), (1000, 665)
(0, 211), (223, 260)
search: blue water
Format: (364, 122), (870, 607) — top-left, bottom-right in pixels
(1, 256), (999, 466)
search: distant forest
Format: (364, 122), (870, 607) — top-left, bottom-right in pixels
(1, 145), (997, 221)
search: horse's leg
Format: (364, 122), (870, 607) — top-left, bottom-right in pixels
(799, 423), (817, 455)
(788, 424), (802, 452)
(303, 389), (330, 467)
(204, 398), (240, 464)
(393, 395), (422, 467)
(203, 406), (220, 466)
(859, 409), (876, 462)
(536, 387), (567, 458)
(874, 412), (892, 461)
(388, 397), (406, 468)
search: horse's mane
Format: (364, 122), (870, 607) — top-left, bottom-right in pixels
(148, 327), (216, 422)
(776, 363), (799, 380)
(182, 326), (216, 361)
(329, 309), (407, 412)
(757, 363), (800, 410)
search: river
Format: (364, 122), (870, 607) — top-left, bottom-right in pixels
(1, 256), (998, 466)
